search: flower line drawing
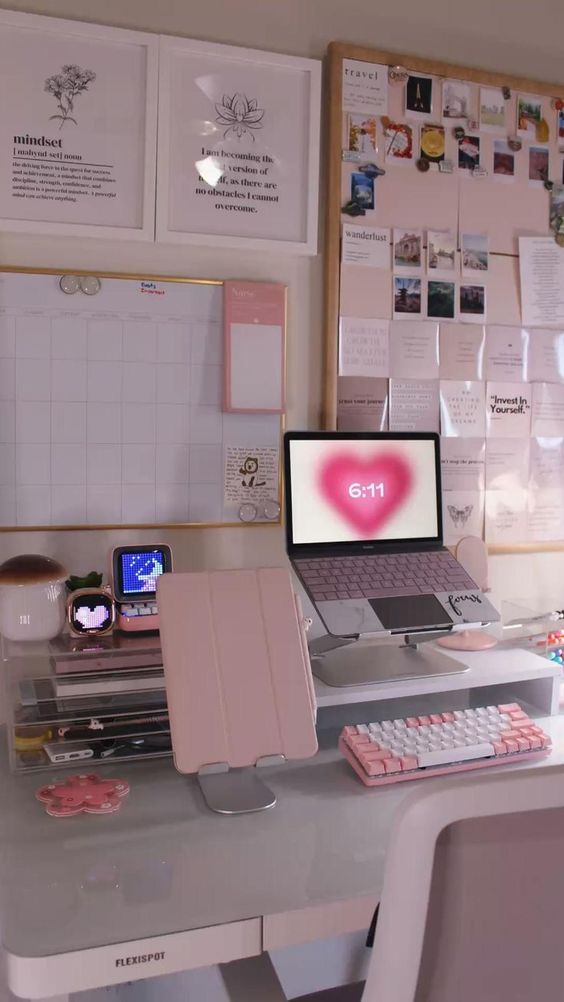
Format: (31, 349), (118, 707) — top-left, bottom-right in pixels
(215, 93), (264, 141)
(44, 64), (96, 128)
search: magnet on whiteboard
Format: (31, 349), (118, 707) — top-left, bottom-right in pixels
(263, 500), (281, 521)
(59, 274), (80, 295)
(79, 276), (101, 296)
(239, 503), (257, 522)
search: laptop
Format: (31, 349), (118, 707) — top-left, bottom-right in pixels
(284, 431), (499, 638)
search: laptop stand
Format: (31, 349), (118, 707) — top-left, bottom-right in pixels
(157, 568), (318, 815)
(310, 631), (469, 687)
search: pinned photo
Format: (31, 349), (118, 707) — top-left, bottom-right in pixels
(384, 121), (414, 162)
(350, 171), (375, 210)
(393, 228), (422, 269)
(394, 276), (422, 317)
(461, 233), (489, 274)
(419, 124), (445, 166)
(458, 135), (480, 171)
(460, 284), (486, 321)
(442, 80), (470, 121)
(529, 146), (549, 183)
(427, 229), (456, 273)
(480, 87), (505, 132)
(549, 184), (564, 234)
(517, 94), (543, 138)
(428, 280), (455, 320)
(559, 108), (564, 149)
(493, 140), (515, 178)
(348, 115), (377, 155)
(405, 75), (433, 118)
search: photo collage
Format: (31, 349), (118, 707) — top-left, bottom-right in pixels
(344, 73), (562, 203)
(392, 227), (487, 323)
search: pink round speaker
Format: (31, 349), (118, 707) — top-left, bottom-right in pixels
(455, 535), (489, 592)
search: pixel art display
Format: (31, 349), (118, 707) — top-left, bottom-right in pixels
(120, 550), (166, 595)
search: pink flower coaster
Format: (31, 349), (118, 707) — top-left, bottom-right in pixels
(36, 773), (130, 818)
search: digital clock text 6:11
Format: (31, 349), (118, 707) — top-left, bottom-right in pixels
(348, 482), (385, 499)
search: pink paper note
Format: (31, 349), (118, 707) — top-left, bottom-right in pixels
(224, 281), (286, 414)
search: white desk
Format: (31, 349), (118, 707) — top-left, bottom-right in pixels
(2, 685), (564, 999)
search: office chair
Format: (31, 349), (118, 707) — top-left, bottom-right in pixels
(220, 764), (564, 1002)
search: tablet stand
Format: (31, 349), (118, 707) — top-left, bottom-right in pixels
(310, 631), (469, 687)
(158, 569), (318, 815)
(197, 759), (284, 814)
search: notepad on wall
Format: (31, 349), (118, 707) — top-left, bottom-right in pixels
(224, 280), (286, 413)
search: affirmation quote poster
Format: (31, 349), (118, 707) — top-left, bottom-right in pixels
(159, 39), (319, 248)
(0, 13), (155, 233)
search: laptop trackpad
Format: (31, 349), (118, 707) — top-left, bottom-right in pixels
(369, 595), (452, 632)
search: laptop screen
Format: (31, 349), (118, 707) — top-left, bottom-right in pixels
(285, 432), (441, 549)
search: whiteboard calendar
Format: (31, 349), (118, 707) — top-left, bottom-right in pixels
(0, 270), (282, 528)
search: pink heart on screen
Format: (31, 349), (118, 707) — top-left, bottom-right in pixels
(318, 452), (413, 536)
(76, 606), (107, 629)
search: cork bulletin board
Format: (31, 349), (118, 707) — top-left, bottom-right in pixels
(323, 41), (564, 552)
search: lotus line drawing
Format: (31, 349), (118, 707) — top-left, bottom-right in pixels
(215, 93), (264, 140)
(44, 64), (96, 128)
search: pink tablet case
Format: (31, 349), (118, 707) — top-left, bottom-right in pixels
(157, 568), (317, 774)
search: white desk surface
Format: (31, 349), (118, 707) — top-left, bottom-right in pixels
(2, 711), (564, 961)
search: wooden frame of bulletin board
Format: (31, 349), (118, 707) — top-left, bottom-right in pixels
(0, 267), (285, 531)
(323, 41), (564, 553)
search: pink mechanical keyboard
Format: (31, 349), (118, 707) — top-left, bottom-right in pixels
(295, 550), (477, 602)
(339, 702), (551, 787)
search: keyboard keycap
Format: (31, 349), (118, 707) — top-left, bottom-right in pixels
(363, 587), (416, 598)
(418, 743), (495, 768)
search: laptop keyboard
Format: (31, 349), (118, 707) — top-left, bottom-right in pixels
(295, 551), (477, 602)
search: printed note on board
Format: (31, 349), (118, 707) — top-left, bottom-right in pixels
(439, 323), (485, 381)
(531, 382), (564, 437)
(486, 382), (532, 437)
(528, 489), (564, 542)
(342, 224), (391, 268)
(485, 488), (528, 544)
(339, 318), (389, 377)
(485, 326), (528, 382)
(527, 328), (564, 383)
(389, 320), (439, 380)
(389, 379), (439, 431)
(519, 237), (564, 327)
(342, 59), (388, 114)
(443, 489), (484, 545)
(486, 439), (530, 490)
(529, 437), (564, 489)
(440, 381), (486, 437)
(441, 438), (485, 491)
(337, 376), (388, 431)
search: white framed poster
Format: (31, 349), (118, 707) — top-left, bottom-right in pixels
(156, 36), (321, 254)
(0, 10), (158, 240)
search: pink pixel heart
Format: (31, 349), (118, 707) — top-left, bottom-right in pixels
(319, 452), (413, 536)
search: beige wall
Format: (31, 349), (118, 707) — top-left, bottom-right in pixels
(0, 0), (563, 609)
